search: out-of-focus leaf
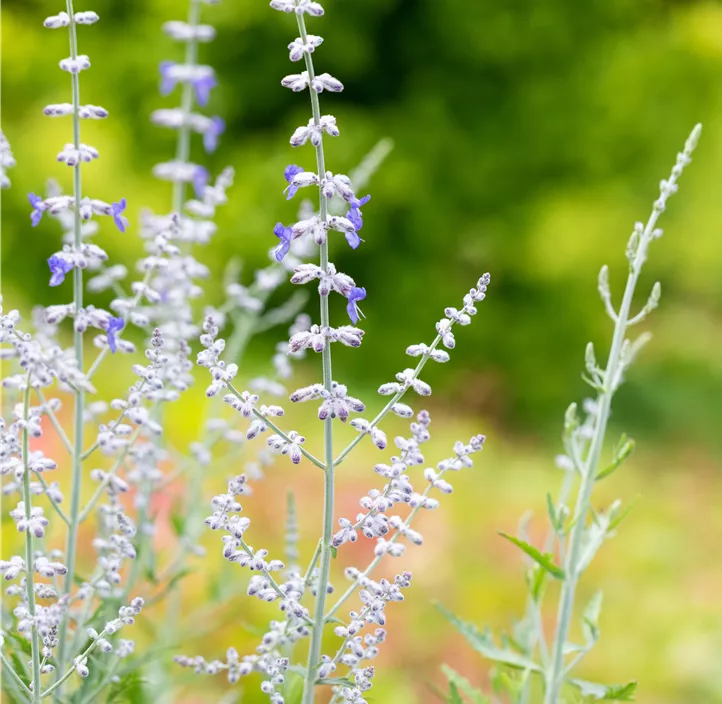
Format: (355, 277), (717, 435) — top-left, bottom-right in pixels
(569, 678), (638, 700)
(437, 605), (541, 672)
(583, 591), (603, 644)
(498, 532), (566, 580)
(447, 681), (464, 704)
(441, 665), (488, 703)
(596, 435), (635, 481)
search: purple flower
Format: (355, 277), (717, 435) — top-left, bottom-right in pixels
(193, 75), (217, 107)
(346, 194), (371, 232)
(345, 229), (361, 250)
(159, 61), (177, 96)
(29, 193), (44, 227)
(192, 166), (209, 199)
(47, 255), (73, 287)
(111, 199), (128, 233)
(273, 223), (293, 262)
(203, 116), (225, 153)
(284, 164), (304, 200)
(105, 316), (125, 353)
(346, 287), (366, 324)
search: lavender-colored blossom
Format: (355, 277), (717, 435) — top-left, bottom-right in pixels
(284, 164), (304, 200)
(47, 255), (73, 287)
(105, 316), (125, 353)
(346, 287), (366, 324)
(347, 194), (371, 231)
(29, 193), (45, 226)
(273, 223), (293, 262)
(111, 198), (128, 233)
(203, 116), (225, 153)
(192, 166), (210, 199)
(193, 75), (217, 107)
(159, 61), (177, 95)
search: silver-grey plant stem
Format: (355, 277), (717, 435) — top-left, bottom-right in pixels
(294, 6), (335, 703)
(56, 0), (85, 687)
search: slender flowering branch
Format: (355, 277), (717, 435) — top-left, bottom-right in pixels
(21, 378), (43, 703)
(178, 5), (491, 703)
(543, 124), (702, 704)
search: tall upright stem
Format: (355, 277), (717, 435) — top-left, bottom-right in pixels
(296, 9), (335, 703)
(544, 206), (668, 704)
(173, 0), (201, 215)
(56, 0), (84, 683)
(21, 379), (42, 703)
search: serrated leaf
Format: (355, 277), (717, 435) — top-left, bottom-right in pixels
(569, 679), (637, 700)
(527, 563), (547, 603)
(441, 665), (489, 704)
(583, 591), (603, 644)
(596, 435), (635, 481)
(316, 677), (355, 687)
(608, 496), (639, 532)
(498, 532), (566, 580)
(436, 605), (541, 672)
(170, 500), (186, 537)
(447, 682), (464, 704)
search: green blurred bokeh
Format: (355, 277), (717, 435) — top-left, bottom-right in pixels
(2, 0), (722, 702)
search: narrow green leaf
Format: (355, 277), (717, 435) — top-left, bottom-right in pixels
(546, 493), (560, 532)
(596, 436), (635, 481)
(608, 496), (639, 532)
(569, 679), (637, 700)
(582, 591), (603, 644)
(436, 605), (541, 672)
(441, 665), (488, 704)
(528, 564), (547, 603)
(498, 532), (566, 580)
(447, 682), (464, 704)
(316, 677), (355, 687)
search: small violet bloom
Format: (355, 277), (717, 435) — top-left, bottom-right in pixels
(346, 286), (366, 325)
(111, 199), (128, 233)
(273, 223), (293, 262)
(159, 61), (177, 96)
(203, 117), (225, 153)
(29, 193), (44, 227)
(192, 166), (209, 199)
(47, 255), (73, 287)
(105, 316), (125, 354)
(347, 194), (371, 232)
(284, 164), (304, 200)
(193, 75), (217, 107)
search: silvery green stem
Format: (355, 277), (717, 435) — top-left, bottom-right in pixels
(544, 125), (701, 703)
(173, 0), (201, 215)
(519, 471), (574, 704)
(56, 0), (84, 684)
(295, 8), (334, 703)
(21, 379), (42, 703)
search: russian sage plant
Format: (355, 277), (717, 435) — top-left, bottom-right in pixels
(174, 1), (490, 702)
(440, 125), (702, 704)
(1, 4), (151, 702)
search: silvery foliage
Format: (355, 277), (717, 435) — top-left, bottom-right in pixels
(175, 2), (490, 703)
(439, 126), (702, 704)
(0, 1), (232, 700)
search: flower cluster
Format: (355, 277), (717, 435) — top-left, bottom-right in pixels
(181, 3), (491, 703)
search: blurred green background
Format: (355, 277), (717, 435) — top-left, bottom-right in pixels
(2, 0), (722, 701)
